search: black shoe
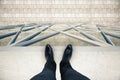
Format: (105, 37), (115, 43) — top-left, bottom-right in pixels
(62, 44), (73, 61)
(45, 44), (54, 60)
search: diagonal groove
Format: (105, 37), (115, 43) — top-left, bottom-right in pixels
(105, 32), (120, 39)
(50, 28), (111, 46)
(11, 24), (53, 45)
(97, 27), (115, 46)
(11, 24), (82, 46)
(0, 24), (24, 30)
(0, 24), (42, 39)
(8, 26), (24, 45)
(73, 27), (106, 43)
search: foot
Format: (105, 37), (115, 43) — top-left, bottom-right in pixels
(62, 44), (73, 61)
(45, 44), (54, 60)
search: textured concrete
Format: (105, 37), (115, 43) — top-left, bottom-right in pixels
(0, 47), (120, 80)
(0, 23), (120, 46)
(0, 0), (120, 25)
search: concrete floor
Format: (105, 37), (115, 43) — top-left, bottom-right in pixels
(0, 47), (120, 80)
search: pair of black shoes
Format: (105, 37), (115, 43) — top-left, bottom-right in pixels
(31, 44), (90, 80)
(45, 44), (72, 62)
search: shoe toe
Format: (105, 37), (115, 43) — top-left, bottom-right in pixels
(67, 44), (72, 50)
(45, 44), (53, 59)
(63, 44), (73, 60)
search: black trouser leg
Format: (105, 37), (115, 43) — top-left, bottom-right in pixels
(60, 59), (72, 77)
(43, 55), (56, 75)
(60, 59), (90, 80)
(30, 44), (56, 80)
(30, 54), (56, 80)
(60, 44), (90, 80)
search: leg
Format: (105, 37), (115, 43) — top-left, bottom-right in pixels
(30, 44), (56, 80)
(60, 44), (90, 80)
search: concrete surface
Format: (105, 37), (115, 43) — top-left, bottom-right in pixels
(0, 24), (120, 46)
(0, 46), (120, 80)
(0, 0), (120, 25)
